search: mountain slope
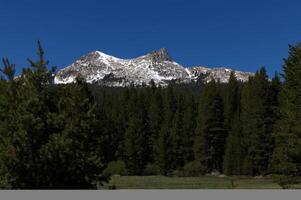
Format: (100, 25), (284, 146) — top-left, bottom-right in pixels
(54, 48), (253, 86)
(189, 66), (254, 83)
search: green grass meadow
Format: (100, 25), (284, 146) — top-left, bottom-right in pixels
(100, 175), (283, 189)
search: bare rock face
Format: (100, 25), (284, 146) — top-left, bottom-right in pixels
(145, 48), (173, 62)
(188, 66), (254, 83)
(54, 49), (254, 86)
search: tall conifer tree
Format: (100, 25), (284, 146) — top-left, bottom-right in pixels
(241, 67), (275, 175)
(124, 90), (149, 175)
(194, 80), (226, 173)
(223, 71), (243, 175)
(271, 43), (301, 175)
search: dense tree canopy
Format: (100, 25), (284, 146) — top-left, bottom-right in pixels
(1, 41), (301, 188)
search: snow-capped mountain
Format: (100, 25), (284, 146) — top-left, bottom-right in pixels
(54, 48), (253, 86)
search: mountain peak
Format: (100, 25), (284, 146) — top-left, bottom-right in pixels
(55, 49), (253, 86)
(146, 48), (173, 62)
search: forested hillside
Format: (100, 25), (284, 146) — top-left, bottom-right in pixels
(0, 42), (300, 189)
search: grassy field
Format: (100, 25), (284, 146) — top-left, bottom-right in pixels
(100, 175), (283, 189)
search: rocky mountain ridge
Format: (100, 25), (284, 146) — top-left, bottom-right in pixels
(54, 48), (254, 86)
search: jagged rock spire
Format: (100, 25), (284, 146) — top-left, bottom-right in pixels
(147, 48), (173, 62)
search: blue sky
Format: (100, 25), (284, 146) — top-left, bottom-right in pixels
(1, 0), (301, 76)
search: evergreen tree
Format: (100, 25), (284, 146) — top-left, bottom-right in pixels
(194, 79), (226, 173)
(147, 87), (163, 161)
(94, 100), (115, 165)
(111, 88), (130, 160)
(264, 72), (281, 173)
(182, 94), (197, 163)
(241, 67), (275, 175)
(223, 71), (243, 175)
(170, 93), (185, 169)
(0, 42), (55, 188)
(0, 42), (109, 188)
(124, 90), (149, 175)
(223, 71), (241, 129)
(271, 43), (301, 175)
(0, 58), (17, 187)
(38, 77), (108, 188)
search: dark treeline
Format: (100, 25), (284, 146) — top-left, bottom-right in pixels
(0, 42), (301, 189)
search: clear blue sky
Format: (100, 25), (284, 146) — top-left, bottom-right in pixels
(1, 0), (301, 76)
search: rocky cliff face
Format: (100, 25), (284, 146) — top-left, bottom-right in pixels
(54, 49), (253, 86)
